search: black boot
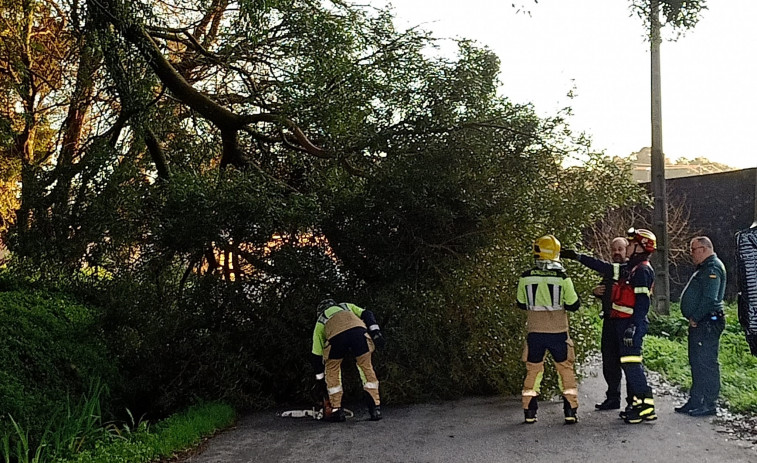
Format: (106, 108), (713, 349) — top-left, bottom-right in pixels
(563, 397), (578, 424)
(618, 397), (633, 420)
(369, 405), (383, 421)
(524, 396), (538, 424)
(688, 403), (717, 417)
(365, 391), (382, 421)
(595, 397), (621, 410)
(327, 407), (346, 422)
(624, 393), (656, 424)
(674, 398), (701, 414)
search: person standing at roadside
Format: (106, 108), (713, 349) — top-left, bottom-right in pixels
(561, 228), (657, 424)
(675, 236), (726, 417)
(594, 237), (630, 411)
(517, 234), (581, 424)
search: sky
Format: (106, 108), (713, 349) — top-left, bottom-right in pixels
(378, 0), (757, 169)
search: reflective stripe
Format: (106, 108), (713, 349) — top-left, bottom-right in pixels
(620, 355), (643, 364)
(612, 263), (621, 280)
(526, 305), (564, 312)
(562, 388), (578, 396)
(328, 385), (343, 395)
(318, 303), (352, 325)
(363, 381), (379, 389)
(552, 284), (560, 308)
(369, 324), (380, 331)
(634, 287), (650, 295)
(526, 284), (535, 307)
(612, 303), (634, 314)
(315, 373), (325, 380)
(522, 389), (539, 397)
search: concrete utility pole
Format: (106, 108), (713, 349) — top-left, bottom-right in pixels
(650, 0), (670, 315)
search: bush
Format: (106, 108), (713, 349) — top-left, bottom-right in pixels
(0, 289), (117, 442)
(647, 307), (689, 342)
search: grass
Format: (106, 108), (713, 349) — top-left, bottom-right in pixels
(49, 402), (236, 463)
(1, 399), (236, 463)
(644, 302), (757, 413)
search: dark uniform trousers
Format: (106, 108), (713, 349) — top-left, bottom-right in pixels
(323, 327), (379, 408)
(616, 318), (651, 398)
(688, 317), (725, 407)
(601, 318), (627, 402)
(522, 332), (578, 409)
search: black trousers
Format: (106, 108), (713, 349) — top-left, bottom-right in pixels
(688, 317), (725, 407)
(601, 318), (628, 402)
(615, 318), (651, 398)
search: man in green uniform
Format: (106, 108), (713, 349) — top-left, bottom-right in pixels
(675, 236), (726, 417)
(517, 235), (581, 424)
(311, 299), (386, 422)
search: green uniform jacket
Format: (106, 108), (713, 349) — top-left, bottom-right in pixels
(680, 254), (726, 323)
(517, 267), (580, 333)
(311, 303), (367, 357)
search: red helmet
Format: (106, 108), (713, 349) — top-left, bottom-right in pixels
(627, 228), (657, 253)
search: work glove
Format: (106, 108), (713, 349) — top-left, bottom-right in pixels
(623, 325), (636, 347)
(560, 249), (578, 260)
(370, 330), (386, 350)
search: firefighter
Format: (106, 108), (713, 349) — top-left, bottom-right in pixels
(517, 235), (581, 424)
(561, 228), (657, 424)
(310, 299), (386, 422)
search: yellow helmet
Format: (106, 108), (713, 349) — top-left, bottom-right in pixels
(533, 235), (561, 261)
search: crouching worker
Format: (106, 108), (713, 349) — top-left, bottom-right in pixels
(310, 298), (386, 422)
(517, 235), (581, 424)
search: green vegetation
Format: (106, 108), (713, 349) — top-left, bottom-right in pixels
(2, 401), (234, 463)
(1, 0), (648, 418)
(0, 289), (116, 442)
(644, 303), (757, 413)
(0, 288), (236, 463)
(51, 402), (235, 463)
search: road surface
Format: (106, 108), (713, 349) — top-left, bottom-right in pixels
(185, 362), (756, 463)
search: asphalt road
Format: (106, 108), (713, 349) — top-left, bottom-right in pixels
(185, 364), (756, 463)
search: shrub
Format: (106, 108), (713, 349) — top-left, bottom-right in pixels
(0, 290), (117, 443)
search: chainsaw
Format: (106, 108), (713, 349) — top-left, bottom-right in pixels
(278, 381), (353, 420)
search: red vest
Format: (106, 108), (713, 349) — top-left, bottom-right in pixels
(609, 261), (651, 319)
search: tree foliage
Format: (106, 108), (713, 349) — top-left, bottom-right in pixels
(629, 0), (708, 39)
(0, 0), (645, 413)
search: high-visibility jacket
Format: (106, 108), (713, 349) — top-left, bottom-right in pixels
(517, 266), (580, 333)
(311, 302), (377, 357)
